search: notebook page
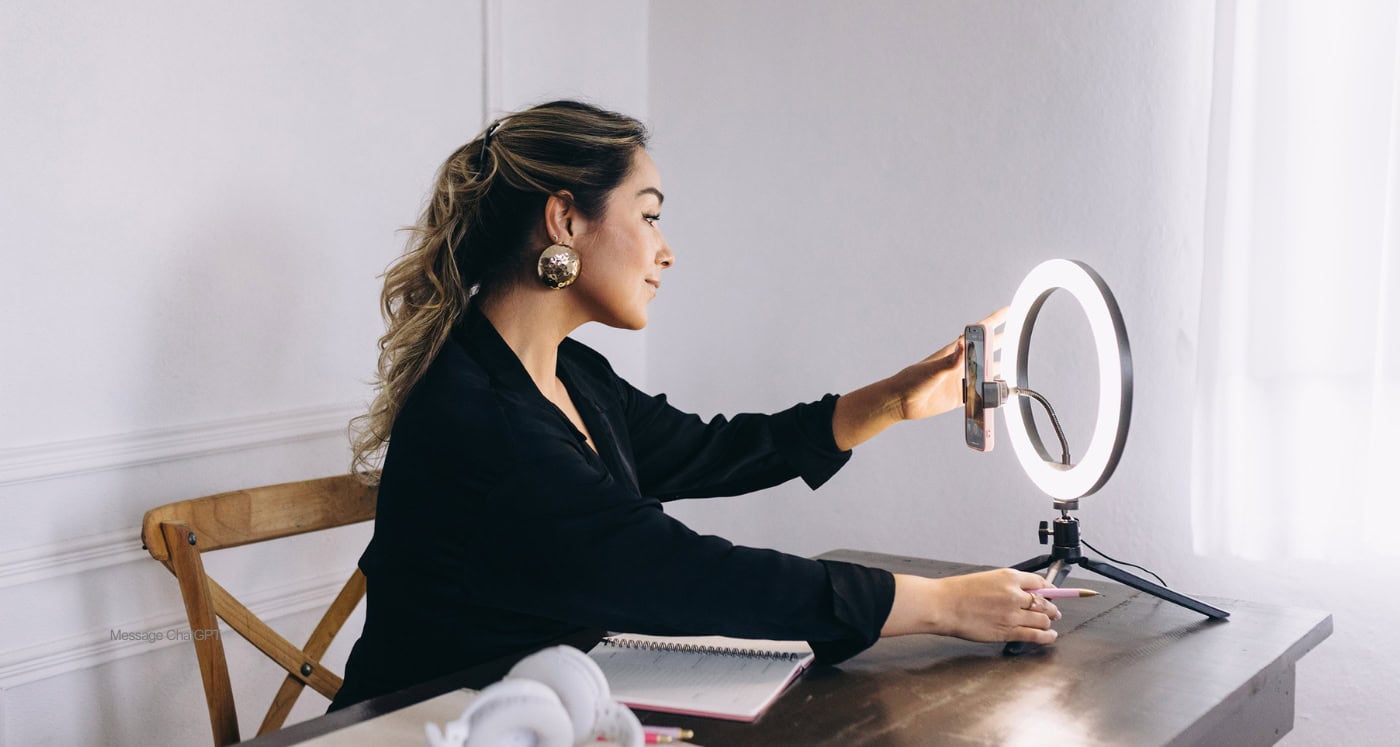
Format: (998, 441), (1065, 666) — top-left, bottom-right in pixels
(590, 641), (815, 721)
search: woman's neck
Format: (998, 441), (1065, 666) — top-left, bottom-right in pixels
(478, 284), (586, 398)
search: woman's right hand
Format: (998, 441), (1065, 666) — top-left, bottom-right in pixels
(880, 569), (1061, 644)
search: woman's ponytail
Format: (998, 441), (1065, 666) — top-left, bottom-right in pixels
(351, 101), (647, 480)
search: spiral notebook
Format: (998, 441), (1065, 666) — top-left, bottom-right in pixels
(588, 634), (815, 722)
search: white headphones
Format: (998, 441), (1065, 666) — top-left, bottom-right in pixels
(425, 645), (643, 747)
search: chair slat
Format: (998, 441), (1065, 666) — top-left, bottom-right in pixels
(258, 674), (309, 736)
(143, 475), (375, 559)
(208, 578), (344, 699)
(256, 568), (367, 735)
(304, 569), (367, 658)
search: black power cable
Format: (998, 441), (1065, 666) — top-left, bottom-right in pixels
(1081, 539), (1169, 588)
(1002, 384), (1169, 589)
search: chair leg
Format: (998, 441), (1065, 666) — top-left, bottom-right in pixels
(162, 521), (240, 746)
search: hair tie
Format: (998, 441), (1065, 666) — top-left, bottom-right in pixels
(476, 121), (502, 178)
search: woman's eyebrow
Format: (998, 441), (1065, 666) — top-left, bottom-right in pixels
(637, 187), (665, 205)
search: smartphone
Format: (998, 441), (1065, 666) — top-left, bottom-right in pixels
(964, 324), (994, 451)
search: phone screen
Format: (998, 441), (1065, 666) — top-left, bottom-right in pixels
(964, 324), (992, 451)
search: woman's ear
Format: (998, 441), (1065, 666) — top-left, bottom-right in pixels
(543, 191), (580, 243)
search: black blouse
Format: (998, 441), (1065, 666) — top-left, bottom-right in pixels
(330, 311), (896, 710)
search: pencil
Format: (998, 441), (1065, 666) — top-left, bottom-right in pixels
(1032, 588), (1099, 599)
(644, 727), (695, 740)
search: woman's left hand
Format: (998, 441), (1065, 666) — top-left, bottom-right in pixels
(890, 306), (1007, 422)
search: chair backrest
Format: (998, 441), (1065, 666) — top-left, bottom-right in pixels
(141, 474), (377, 745)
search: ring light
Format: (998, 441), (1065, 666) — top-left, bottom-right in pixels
(1001, 259), (1132, 501)
(989, 260), (1226, 624)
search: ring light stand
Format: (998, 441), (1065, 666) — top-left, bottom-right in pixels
(991, 260), (1228, 656)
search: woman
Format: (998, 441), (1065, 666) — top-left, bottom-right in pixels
(330, 100), (1060, 710)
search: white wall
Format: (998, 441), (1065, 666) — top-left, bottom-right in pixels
(646, 1), (1385, 744)
(0, 1), (645, 744)
(647, 0), (1213, 575)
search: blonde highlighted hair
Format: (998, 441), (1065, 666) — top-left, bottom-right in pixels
(350, 100), (649, 480)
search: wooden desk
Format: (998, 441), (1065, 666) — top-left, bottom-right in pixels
(246, 550), (1331, 746)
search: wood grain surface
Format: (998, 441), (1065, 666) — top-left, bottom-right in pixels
(630, 550), (1332, 746)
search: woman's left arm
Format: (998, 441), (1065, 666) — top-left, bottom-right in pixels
(832, 307), (1006, 451)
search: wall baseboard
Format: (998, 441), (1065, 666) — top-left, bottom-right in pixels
(0, 570), (356, 689)
(0, 526), (146, 591)
(0, 402), (363, 487)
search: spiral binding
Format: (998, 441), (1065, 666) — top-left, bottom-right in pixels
(600, 637), (803, 660)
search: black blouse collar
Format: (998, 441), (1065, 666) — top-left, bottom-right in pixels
(451, 308), (544, 396)
(451, 308), (619, 475)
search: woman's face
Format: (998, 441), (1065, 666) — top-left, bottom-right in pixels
(571, 149), (674, 330)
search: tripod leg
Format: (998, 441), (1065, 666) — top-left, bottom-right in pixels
(1008, 554), (1055, 573)
(1080, 558), (1229, 619)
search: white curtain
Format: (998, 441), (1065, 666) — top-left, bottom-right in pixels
(1192, 0), (1400, 560)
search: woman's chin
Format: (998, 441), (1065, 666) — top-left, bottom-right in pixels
(599, 311), (648, 331)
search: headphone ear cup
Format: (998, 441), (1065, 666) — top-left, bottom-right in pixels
(506, 646), (612, 743)
(459, 679), (574, 747)
(592, 700), (644, 747)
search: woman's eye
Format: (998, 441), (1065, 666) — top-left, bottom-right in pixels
(643, 214), (661, 226)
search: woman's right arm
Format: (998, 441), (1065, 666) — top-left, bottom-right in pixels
(881, 570), (1061, 644)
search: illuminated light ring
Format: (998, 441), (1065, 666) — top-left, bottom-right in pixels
(1000, 260), (1132, 500)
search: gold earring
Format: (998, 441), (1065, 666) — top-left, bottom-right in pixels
(537, 241), (580, 289)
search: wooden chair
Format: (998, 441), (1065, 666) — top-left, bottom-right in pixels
(141, 474), (377, 745)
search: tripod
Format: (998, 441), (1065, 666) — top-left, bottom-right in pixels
(1004, 506), (1229, 655)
